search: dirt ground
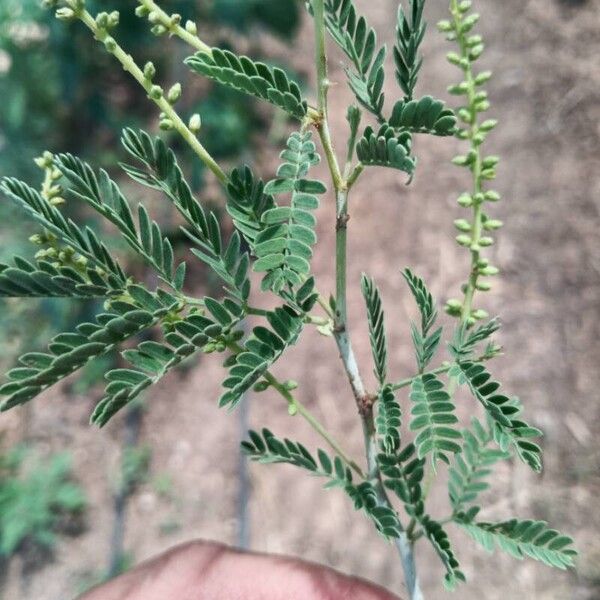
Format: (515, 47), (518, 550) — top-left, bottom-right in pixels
(1, 0), (599, 598)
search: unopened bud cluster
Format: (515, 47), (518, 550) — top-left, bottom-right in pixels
(134, 1), (192, 38)
(91, 9), (121, 53)
(200, 328), (243, 355)
(442, 0), (502, 324)
(252, 378), (298, 397)
(154, 82), (181, 130)
(95, 11), (120, 31)
(30, 231), (89, 273)
(157, 82), (183, 130)
(30, 151), (95, 273)
(47, 0), (86, 21)
(35, 151), (65, 206)
(141, 60), (190, 133)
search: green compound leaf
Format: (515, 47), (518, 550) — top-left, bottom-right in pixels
(421, 516), (466, 590)
(402, 267), (436, 335)
(379, 445), (465, 588)
(0, 256), (122, 298)
(0, 177), (127, 284)
(185, 49), (308, 119)
(389, 95), (457, 136)
(449, 318), (500, 361)
(55, 153), (184, 287)
(243, 428), (401, 539)
(345, 48), (386, 122)
(360, 274), (387, 385)
(220, 306), (303, 409)
(345, 481), (402, 539)
(456, 516), (577, 571)
(120, 129), (206, 231)
(189, 230), (251, 303)
(308, 0), (386, 120)
(458, 362), (543, 472)
(409, 374), (461, 464)
(394, 0), (426, 100)
(356, 125), (416, 174)
(92, 299), (245, 426)
(120, 129), (251, 301)
(242, 428), (330, 472)
(448, 417), (510, 511)
(379, 444), (426, 520)
(0, 287), (177, 412)
(226, 166), (276, 247)
(253, 131), (325, 294)
(402, 268), (442, 372)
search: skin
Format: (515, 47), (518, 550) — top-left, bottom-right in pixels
(79, 541), (401, 600)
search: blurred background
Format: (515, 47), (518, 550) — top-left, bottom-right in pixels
(0, 0), (598, 598)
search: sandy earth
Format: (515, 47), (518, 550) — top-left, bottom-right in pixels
(1, 0), (599, 598)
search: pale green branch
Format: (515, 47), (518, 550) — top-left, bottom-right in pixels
(75, 7), (228, 185)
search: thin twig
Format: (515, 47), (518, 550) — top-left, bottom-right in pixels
(77, 9), (228, 184)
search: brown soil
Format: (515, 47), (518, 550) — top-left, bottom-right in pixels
(1, 1), (599, 599)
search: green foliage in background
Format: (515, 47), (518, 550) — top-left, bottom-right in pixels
(0, 0), (577, 597)
(0, 446), (85, 556)
(210, 0), (300, 39)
